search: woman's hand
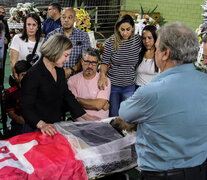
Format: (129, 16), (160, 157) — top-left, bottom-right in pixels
(98, 73), (108, 90)
(37, 120), (57, 136)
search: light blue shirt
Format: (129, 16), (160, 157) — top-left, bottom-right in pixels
(119, 63), (207, 171)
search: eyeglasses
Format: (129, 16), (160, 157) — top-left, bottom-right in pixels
(83, 59), (98, 66)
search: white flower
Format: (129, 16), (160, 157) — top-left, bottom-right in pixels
(10, 8), (18, 17)
(8, 2), (40, 37)
(8, 18), (14, 23)
(24, 3), (32, 8)
(33, 8), (39, 13)
(17, 3), (24, 9)
(20, 7), (26, 11)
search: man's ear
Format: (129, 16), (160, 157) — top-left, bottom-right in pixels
(162, 48), (170, 61)
(81, 58), (84, 65)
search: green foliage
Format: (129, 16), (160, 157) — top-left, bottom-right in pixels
(157, 15), (167, 26)
(148, 5), (158, 17)
(139, 4), (158, 17)
(88, 8), (97, 18)
(139, 4), (167, 26)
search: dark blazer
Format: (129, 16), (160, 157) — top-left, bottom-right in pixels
(20, 59), (85, 129)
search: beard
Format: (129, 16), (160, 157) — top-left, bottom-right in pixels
(84, 68), (96, 77)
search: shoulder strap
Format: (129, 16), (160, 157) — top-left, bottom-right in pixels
(31, 39), (39, 56)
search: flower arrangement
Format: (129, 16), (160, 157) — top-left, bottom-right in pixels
(135, 14), (159, 27)
(134, 5), (166, 35)
(8, 3), (39, 37)
(195, 1), (207, 64)
(96, 42), (105, 58)
(74, 8), (91, 32)
(194, 1), (207, 73)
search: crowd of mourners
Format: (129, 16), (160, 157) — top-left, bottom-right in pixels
(0, 3), (159, 136)
(1, 2), (207, 180)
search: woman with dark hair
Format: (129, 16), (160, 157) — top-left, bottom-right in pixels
(135, 25), (159, 87)
(10, 13), (44, 77)
(98, 14), (142, 117)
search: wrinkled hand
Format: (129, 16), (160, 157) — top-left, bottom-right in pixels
(103, 101), (110, 111)
(98, 74), (108, 90)
(37, 121), (57, 136)
(110, 117), (137, 132)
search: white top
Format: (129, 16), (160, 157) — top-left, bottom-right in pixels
(10, 34), (44, 61)
(136, 57), (159, 86)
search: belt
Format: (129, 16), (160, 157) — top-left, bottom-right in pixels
(141, 159), (207, 177)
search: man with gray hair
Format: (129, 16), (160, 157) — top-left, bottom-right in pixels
(68, 48), (111, 120)
(119, 22), (207, 180)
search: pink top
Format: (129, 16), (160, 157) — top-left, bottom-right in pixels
(68, 72), (111, 119)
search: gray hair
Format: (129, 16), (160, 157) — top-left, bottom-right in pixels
(82, 47), (100, 62)
(157, 22), (199, 63)
(41, 34), (73, 63)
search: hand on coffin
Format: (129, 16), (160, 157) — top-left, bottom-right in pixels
(37, 120), (58, 136)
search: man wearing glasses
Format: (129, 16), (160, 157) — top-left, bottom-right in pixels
(42, 3), (61, 36)
(68, 48), (111, 120)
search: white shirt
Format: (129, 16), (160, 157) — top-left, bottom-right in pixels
(136, 58), (159, 86)
(10, 34), (44, 61)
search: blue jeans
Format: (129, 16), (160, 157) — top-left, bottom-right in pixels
(109, 84), (136, 117)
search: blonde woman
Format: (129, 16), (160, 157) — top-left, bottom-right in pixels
(20, 34), (99, 136)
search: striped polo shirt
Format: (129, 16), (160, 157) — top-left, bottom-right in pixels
(102, 34), (142, 86)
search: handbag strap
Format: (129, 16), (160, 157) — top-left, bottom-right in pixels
(31, 39), (39, 56)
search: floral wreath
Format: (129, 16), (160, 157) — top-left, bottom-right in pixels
(8, 3), (39, 37)
(74, 8), (91, 32)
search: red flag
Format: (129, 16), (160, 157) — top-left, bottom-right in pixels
(0, 131), (88, 180)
